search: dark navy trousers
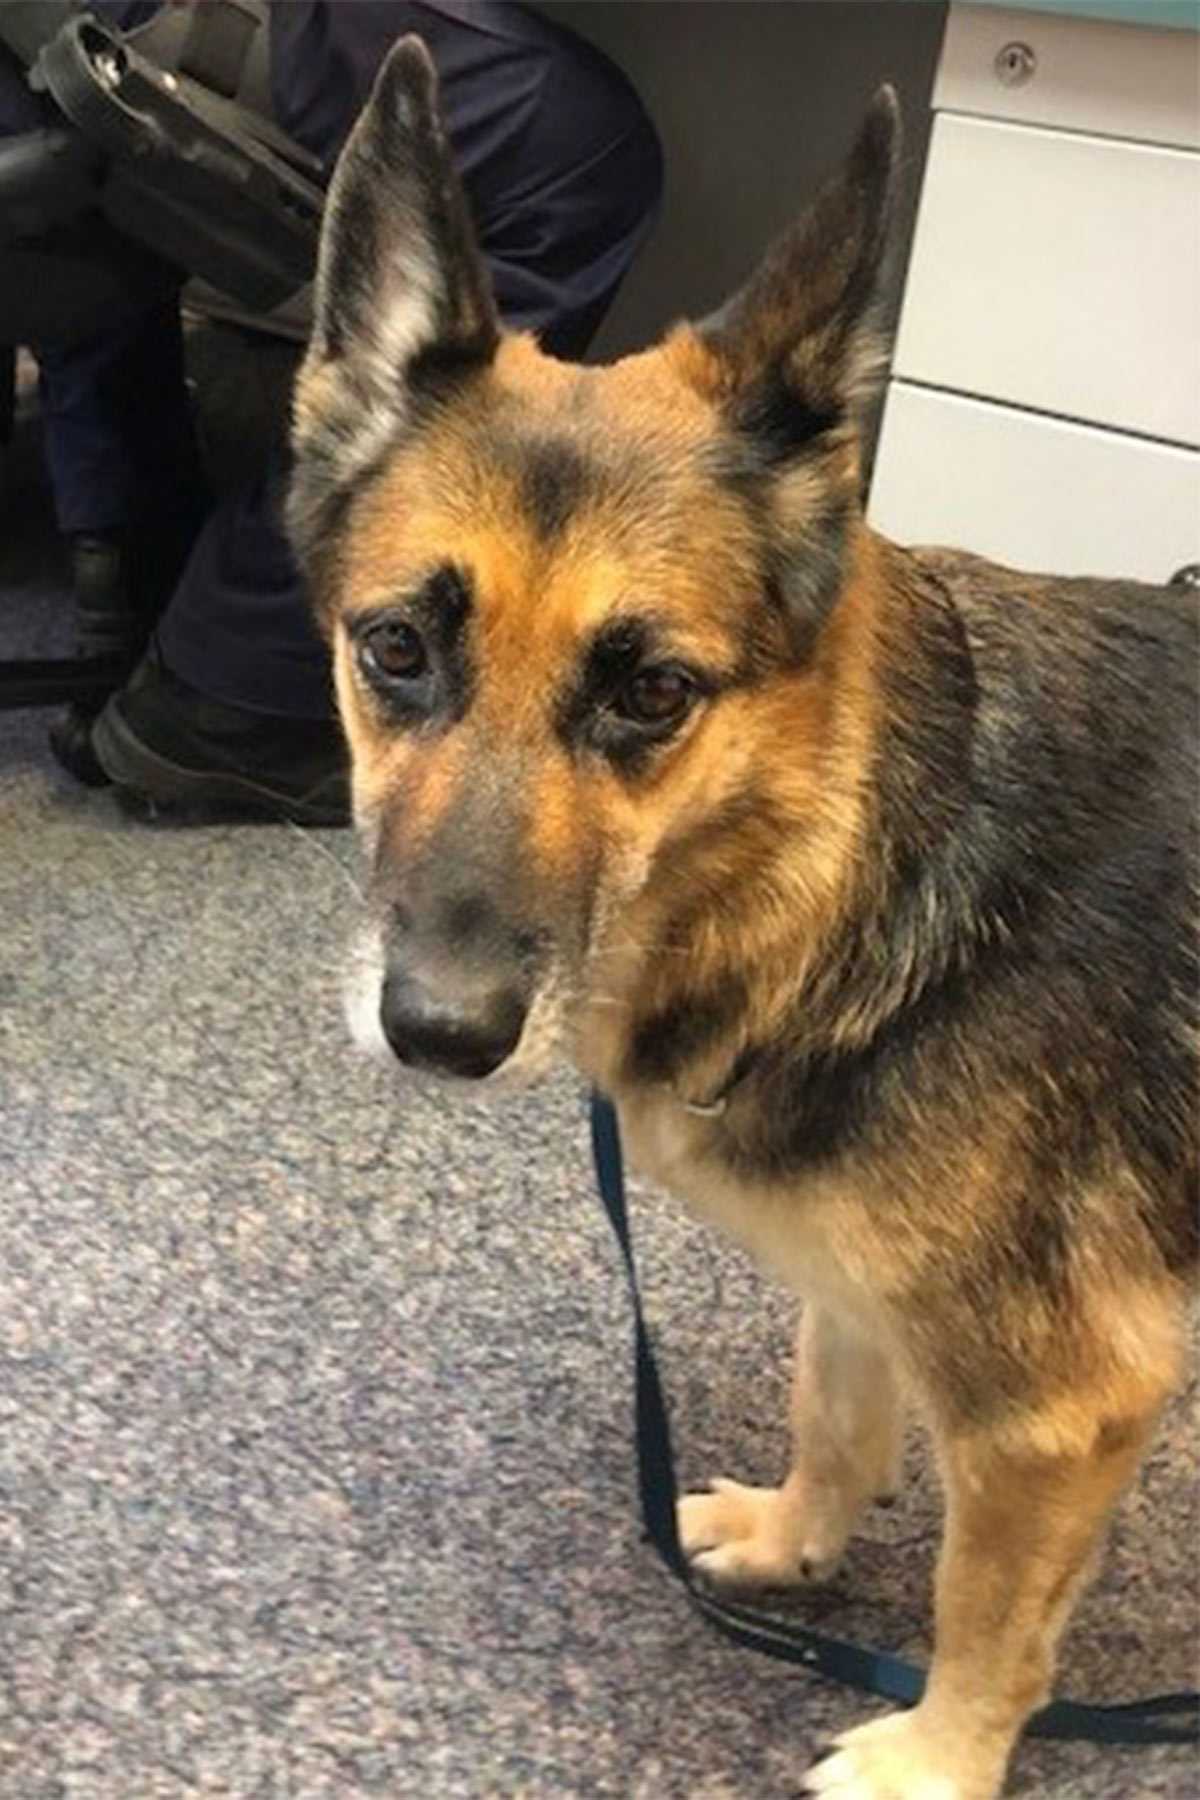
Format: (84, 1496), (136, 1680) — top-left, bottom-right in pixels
(1, 2), (662, 715)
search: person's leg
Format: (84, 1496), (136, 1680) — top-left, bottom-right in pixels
(36, 303), (205, 542)
(269, 1), (664, 356)
(439, 3), (664, 358)
(31, 288), (208, 782)
(94, 464), (348, 826)
(0, 33), (208, 779)
(2, 0), (208, 547)
(2, 1), (207, 553)
(35, 305), (209, 719)
(97, 0), (661, 821)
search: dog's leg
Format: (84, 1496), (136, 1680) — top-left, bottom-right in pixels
(678, 1305), (905, 1586)
(802, 1402), (1163, 1800)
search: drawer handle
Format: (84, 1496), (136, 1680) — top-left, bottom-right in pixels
(995, 41), (1036, 88)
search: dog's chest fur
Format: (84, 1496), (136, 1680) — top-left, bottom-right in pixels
(616, 1081), (888, 1339)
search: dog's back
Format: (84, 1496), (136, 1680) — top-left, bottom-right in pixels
(707, 539), (1197, 1279)
(892, 546), (1196, 1217)
(919, 550), (1197, 1263)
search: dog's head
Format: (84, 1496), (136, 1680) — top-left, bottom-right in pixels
(289, 39), (899, 1088)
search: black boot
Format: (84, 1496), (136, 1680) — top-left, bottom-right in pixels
(48, 532), (137, 787)
(49, 515), (205, 785)
(91, 640), (350, 827)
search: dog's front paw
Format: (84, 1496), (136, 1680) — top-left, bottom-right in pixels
(677, 1476), (846, 1587)
(801, 1709), (1007, 1800)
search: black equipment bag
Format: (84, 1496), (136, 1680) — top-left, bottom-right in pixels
(1, 2), (324, 309)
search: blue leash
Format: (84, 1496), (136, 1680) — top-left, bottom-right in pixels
(589, 1092), (1199, 1747)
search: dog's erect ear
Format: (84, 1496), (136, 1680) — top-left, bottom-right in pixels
(290, 37), (499, 538)
(681, 86), (900, 463)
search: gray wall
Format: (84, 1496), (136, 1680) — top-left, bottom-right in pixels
(541, 1), (948, 361)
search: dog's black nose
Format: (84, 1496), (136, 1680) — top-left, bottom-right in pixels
(379, 971), (526, 1079)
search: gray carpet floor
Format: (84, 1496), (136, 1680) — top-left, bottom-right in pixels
(1, 385), (1197, 1799)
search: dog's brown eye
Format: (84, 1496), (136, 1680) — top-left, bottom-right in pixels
(365, 619), (427, 682)
(620, 666), (695, 727)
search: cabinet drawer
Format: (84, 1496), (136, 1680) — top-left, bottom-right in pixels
(892, 114), (1200, 447)
(868, 381), (1200, 583)
(937, 4), (1200, 150)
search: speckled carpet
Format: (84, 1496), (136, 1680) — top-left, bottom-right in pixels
(1, 378), (1196, 1798)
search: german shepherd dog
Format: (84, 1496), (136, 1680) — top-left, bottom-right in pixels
(287, 42), (1198, 1800)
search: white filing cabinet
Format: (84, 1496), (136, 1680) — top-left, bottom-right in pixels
(868, 2), (1200, 583)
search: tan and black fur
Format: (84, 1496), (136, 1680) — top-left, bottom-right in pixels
(288, 42), (1198, 1800)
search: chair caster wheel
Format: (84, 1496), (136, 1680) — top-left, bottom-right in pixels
(48, 704), (112, 788)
